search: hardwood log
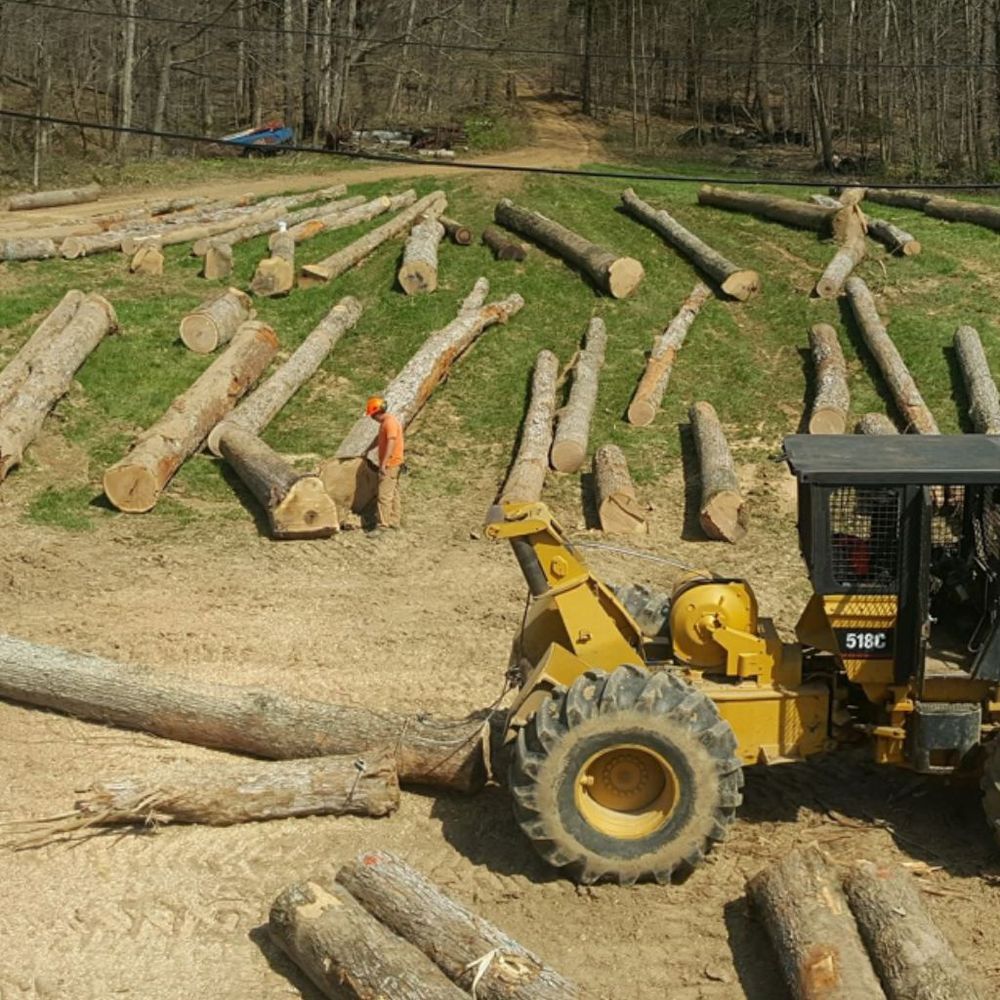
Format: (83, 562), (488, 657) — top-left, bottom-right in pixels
(808, 324), (850, 434)
(500, 350), (559, 505)
(855, 413), (899, 435)
(0, 237), (57, 261)
(550, 317), (606, 473)
(103, 322), (277, 513)
(272, 191), (415, 249)
(621, 187), (759, 301)
(815, 236), (866, 299)
(6, 183), (100, 211)
(439, 215), (473, 245)
(924, 194), (1000, 232)
(147, 195), (211, 216)
(399, 216), (445, 295)
(250, 230), (295, 297)
(495, 198), (643, 298)
(594, 444), (647, 535)
(201, 240), (233, 279)
(689, 400), (747, 542)
(483, 224), (527, 261)
(179, 287), (255, 354)
(269, 881), (467, 1000)
(811, 194), (920, 256)
(337, 850), (585, 1000)
(698, 185), (858, 241)
(627, 282), (712, 427)
(129, 238), (164, 276)
(954, 325), (1000, 434)
(861, 188), (932, 211)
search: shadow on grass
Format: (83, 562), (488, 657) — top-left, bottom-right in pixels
(943, 343), (975, 433)
(580, 469), (600, 529)
(678, 421), (706, 542)
(796, 345), (814, 434)
(837, 294), (899, 421)
(724, 897), (791, 1000)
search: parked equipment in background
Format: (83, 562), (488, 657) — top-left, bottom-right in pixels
(219, 121), (295, 157)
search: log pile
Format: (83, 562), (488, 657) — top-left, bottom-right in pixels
(6, 183), (101, 211)
(483, 224), (527, 261)
(180, 287), (255, 354)
(275, 191), (414, 248)
(698, 185), (860, 241)
(689, 400), (747, 542)
(594, 444), (647, 534)
(808, 323), (850, 434)
(398, 215), (445, 295)
(954, 325), (1000, 434)
(550, 317), (607, 473)
(866, 188), (1000, 233)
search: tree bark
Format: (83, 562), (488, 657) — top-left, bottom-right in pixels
(689, 400), (747, 542)
(483, 225), (527, 261)
(620, 188), (759, 301)
(439, 216), (472, 245)
(811, 194), (920, 256)
(954, 325), (1000, 434)
(862, 189), (932, 211)
(923, 194), (1000, 232)
(0, 237), (57, 261)
(550, 318), (606, 473)
(6, 183), (100, 211)
(399, 216), (445, 295)
(250, 231), (295, 298)
(179, 288), (255, 354)
(808, 324), (850, 434)
(274, 191), (415, 249)
(698, 185), (859, 242)
(500, 350), (559, 505)
(494, 199), (644, 298)
(855, 413), (899, 435)
(103, 322), (278, 513)
(815, 236), (866, 299)
(201, 240), (233, 280)
(594, 444), (647, 535)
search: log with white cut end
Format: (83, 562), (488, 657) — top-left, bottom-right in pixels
(6, 183), (101, 211)
(689, 401), (747, 542)
(627, 282), (712, 427)
(698, 185), (859, 242)
(179, 287), (254, 354)
(845, 276), (939, 434)
(815, 235), (866, 298)
(856, 413), (898, 435)
(103, 322), (277, 513)
(272, 191), (415, 249)
(0, 294), (117, 482)
(269, 881), (468, 1000)
(129, 237), (163, 276)
(811, 194), (920, 256)
(954, 325), (1000, 434)
(808, 324), (850, 434)
(0, 237), (57, 262)
(550, 317), (606, 473)
(594, 444), (647, 535)
(620, 188), (759, 301)
(337, 850), (585, 1000)
(399, 216), (445, 295)
(495, 199), (644, 298)
(439, 215), (472, 245)
(250, 230), (295, 297)
(483, 225), (527, 261)
(201, 239), (233, 279)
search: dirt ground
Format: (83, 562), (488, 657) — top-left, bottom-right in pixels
(2, 99), (1000, 999)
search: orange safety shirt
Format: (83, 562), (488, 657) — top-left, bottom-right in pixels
(377, 413), (405, 468)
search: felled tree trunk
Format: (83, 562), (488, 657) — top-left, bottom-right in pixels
(856, 413), (899, 435)
(550, 317), (606, 473)
(179, 287), (255, 354)
(399, 216), (445, 295)
(495, 198), (644, 298)
(483, 225), (527, 261)
(689, 400), (747, 542)
(129, 238), (163, 276)
(275, 191), (414, 248)
(0, 237), (57, 261)
(594, 444), (647, 534)
(859, 188), (932, 211)
(808, 323), (850, 434)
(336, 851), (585, 1000)
(103, 322), (277, 512)
(621, 187), (759, 301)
(954, 325), (1000, 434)
(201, 240), (233, 279)
(439, 215), (472, 245)
(500, 350), (559, 505)
(628, 282), (712, 426)
(811, 194), (921, 256)
(924, 195), (1000, 232)
(250, 230), (295, 297)
(698, 185), (858, 241)
(815, 236), (866, 299)
(7, 183), (101, 210)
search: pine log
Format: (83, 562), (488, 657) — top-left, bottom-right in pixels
(627, 282), (712, 427)
(439, 215), (473, 245)
(250, 231), (295, 297)
(954, 325), (1000, 434)
(201, 240), (233, 279)
(399, 216), (445, 295)
(924, 195), (1000, 232)
(103, 322), (277, 512)
(861, 189), (932, 211)
(500, 350), (559, 505)
(483, 225), (527, 261)
(129, 238), (164, 276)
(845, 276), (939, 434)
(843, 860), (981, 1000)
(808, 324), (850, 434)
(621, 187), (759, 301)
(594, 444), (647, 534)
(0, 237), (57, 261)
(273, 191), (415, 249)
(698, 185), (858, 241)
(0, 632), (490, 792)
(815, 236), (866, 299)
(550, 317), (606, 473)
(495, 198), (644, 298)
(179, 287), (255, 354)
(811, 194), (921, 256)
(747, 846), (887, 1000)
(855, 413), (899, 435)
(6, 183), (101, 211)
(0, 294), (118, 482)
(337, 850), (584, 1000)
(269, 881), (467, 1000)
(689, 400), (747, 542)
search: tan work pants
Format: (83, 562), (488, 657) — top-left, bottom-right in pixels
(377, 466), (402, 527)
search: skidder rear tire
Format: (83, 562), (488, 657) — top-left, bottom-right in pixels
(509, 665), (742, 884)
(982, 738), (1000, 847)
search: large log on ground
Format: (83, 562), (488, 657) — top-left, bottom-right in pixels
(0, 237), (57, 261)
(269, 881), (467, 1000)
(337, 850), (584, 1000)
(103, 322), (277, 512)
(815, 235), (866, 299)
(0, 294), (117, 482)
(129, 238), (163, 276)
(201, 240), (233, 279)
(6, 183), (101, 211)
(845, 276), (939, 434)
(811, 194), (920, 256)
(843, 860), (981, 1000)
(0, 632), (490, 792)
(550, 317), (606, 472)
(179, 287), (255, 354)
(808, 324), (850, 434)
(923, 195), (1000, 233)
(856, 413), (899, 435)
(621, 187), (759, 301)
(698, 185), (858, 241)
(483, 225), (527, 261)
(627, 282), (712, 427)
(495, 198), (643, 298)
(399, 216), (445, 295)
(861, 189), (932, 212)
(594, 444), (647, 535)
(689, 400), (747, 542)
(439, 215), (472, 245)
(954, 325), (1000, 434)
(250, 230), (295, 297)
(272, 191), (414, 250)
(747, 846), (887, 1000)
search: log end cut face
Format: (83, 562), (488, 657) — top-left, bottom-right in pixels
(721, 269), (761, 302)
(607, 256), (646, 299)
(179, 316), (220, 354)
(103, 464), (160, 514)
(271, 476), (340, 539)
(808, 409), (848, 435)
(627, 399), (657, 427)
(700, 491), (748, 543)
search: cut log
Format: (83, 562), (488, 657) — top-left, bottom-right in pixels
(0, 237), (57, 261)
(6, 183), (101, 211)
(954, 325), (1000, 434)
(855, 413), (899, 435)
(815, 236), (866, 299)
(0, 294), (117, 482)
(811, 194), (921, 256)
(627, 282), (712, 427)
(483, 224), (527, 261)
(103, 322), (277, 512)
(417, 147), (457, 160)
(439, 215), (472, 245)
(179, 287), (255, 354)
(201, 240), (234, 280)
(0, 632), (490, 792)
(495, 198), (644, 298)
(620, 187), (759, 301)
(594, 444), (647, 535)
(300, 190), (446, 286)
(550, 317), (606, 473)
(269, 881), (467, 1000)
(845, 276), (939, 434)
(250, 230), (295, 297)
(808, 324), (850, 434)
(398, 216), (445, 295)
(843, 860), (981, 1000)
(698, 185), (858, 242)
(499, 350), (559, 505)
(924, 194), (1000, 233)
(129, 238), (164, 276)
(689, 400), (747, 542)
(860, 188), (932, 212)
(273, 191), (415, 249)
(747, 846), (887, 1000)
(337, 850), (584, 1000)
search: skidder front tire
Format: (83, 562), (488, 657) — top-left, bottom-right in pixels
(509, 664), (743, 885)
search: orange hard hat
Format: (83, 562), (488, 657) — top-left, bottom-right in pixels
(365, 396), (386, 416)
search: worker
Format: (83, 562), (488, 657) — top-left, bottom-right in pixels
(366, 396), (405, 531)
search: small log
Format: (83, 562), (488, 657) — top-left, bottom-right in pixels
(594, 444), (647, 535)
(808, 324), (850, 434)
(495, 198), (644, 298)
(811, 194), (921, 256)
(689, 400), (748, 542)
(550, 317), (607, 473)
(843, 860), (981, 1000)
(855, 413), (899, 435)
(273, 191), (415, 249)
(483, 224), (527, 261)
(860, 188), (932, 212)
(954, 325), (1000, 434)
(627, 282), (712, 427)
(179, 287), (255, 354)
(250, 230), (295, 297)
(398, 216), (445, 295)
(698, 185), (858, 242)
(6, 183), (101, 211)
(269, 881), (467, 1000)
(924, 194), (1000, 233)
(747, 846), (887, 1000)
(201, 240), (234, 279)
(620, 187), (759, 301)
(129, 238), (164, 276)
(439, 215), (472, 245)
(103, 322), (277, 512)
(337, 850), (584, 1000)
(147, 195), (211, 216)
(0, 237), (57, 261)
(815, 236), (866, 299)
(417, 147), (457, 160)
